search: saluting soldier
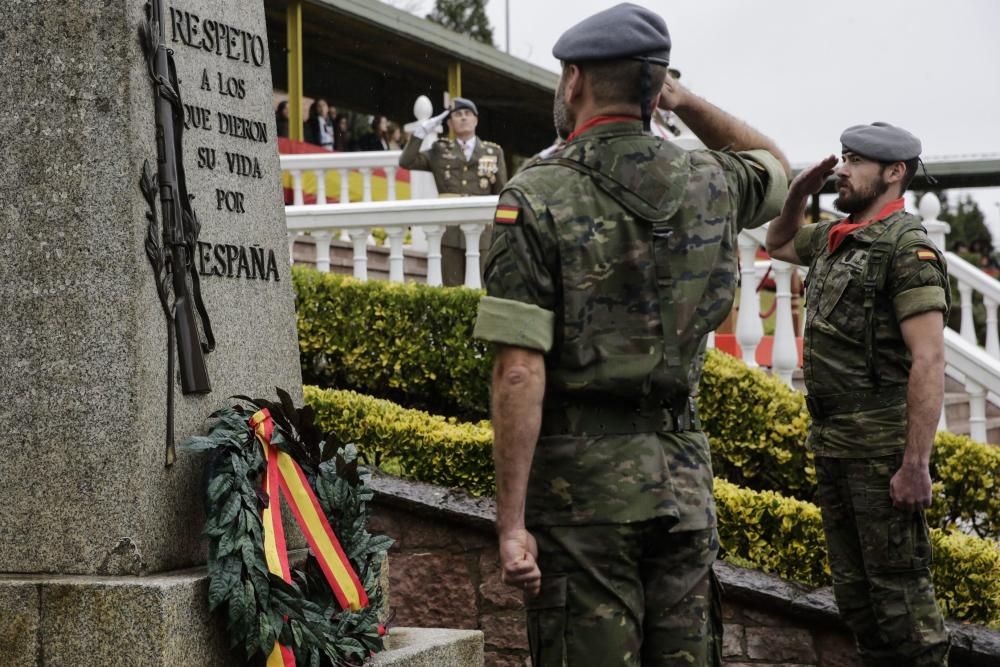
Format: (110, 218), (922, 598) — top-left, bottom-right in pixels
(767, 124), (951, 665)
(472, 4), (790, 665)
(400, 97), (507, 285)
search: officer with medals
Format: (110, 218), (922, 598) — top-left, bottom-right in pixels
(472, 3), (790, 664)
(399, 97), (507, 285)
(767, 124), (951, 664)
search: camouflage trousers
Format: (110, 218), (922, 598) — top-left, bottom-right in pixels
(814, 454), (950, 666)
(527, 522), (721, 666)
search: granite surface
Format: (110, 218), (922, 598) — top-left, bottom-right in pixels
(0, 0), (301, 576)
(375, 628), (485, 667)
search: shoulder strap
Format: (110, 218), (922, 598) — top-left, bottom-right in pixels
(861, 217), (927, 385)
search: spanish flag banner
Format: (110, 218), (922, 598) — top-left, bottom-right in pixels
(250, 409), (369, 666)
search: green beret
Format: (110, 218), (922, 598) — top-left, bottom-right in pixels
(552, 2), (670, 65)
(449, 97), (478, 117)
(841, 122), (922, 162)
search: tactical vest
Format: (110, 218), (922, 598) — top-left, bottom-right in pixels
(514, 129), (740, 421)
(803, 213), (949, 415)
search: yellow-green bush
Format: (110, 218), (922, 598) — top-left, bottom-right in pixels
(303, 385), (495, 496)
(929, 432), (1000, 539)
(294, 269), (1000, 539)
(699, 351), (814, 498)
(304, 384), (1000, 627)
(930, 529), (1000, 627)
(714, 478), (829, 586)
(294, 268), (491, 421)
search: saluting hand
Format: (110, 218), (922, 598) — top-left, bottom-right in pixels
(657, 71), (687, 111)
(890, 462), (933, 513)
(499, 528), (541, 597)
(788, 154), (838, 201)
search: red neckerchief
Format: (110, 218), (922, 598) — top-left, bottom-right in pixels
(827, 198), (905, 253)
(565, 115), (641, 143)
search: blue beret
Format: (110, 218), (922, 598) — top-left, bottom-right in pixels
(450, 97), (478, 116)
(840, 122), (922, 162)
(552, 3), (670, 64)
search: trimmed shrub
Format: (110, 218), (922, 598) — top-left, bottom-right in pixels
(714, 478), (829, 586)
(303, 385), (495, 496)
(294, 268), (1000, 539)
(304, 385), (1000, 627)
(929, 432), (1000, 539)
(698, 351), (814, 498)
(930, 529), (1000, 627)
(294, 268), (491, 421)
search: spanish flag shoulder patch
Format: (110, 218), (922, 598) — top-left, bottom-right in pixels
(494, 204), (521, 225)
(916, 248), (937, 261)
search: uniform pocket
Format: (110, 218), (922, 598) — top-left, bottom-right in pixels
(527, 574), (568, 667)
(817, 265), (867, 342)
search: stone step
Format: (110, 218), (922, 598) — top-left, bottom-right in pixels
(374, 627), (484, 667)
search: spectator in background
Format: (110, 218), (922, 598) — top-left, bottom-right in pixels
(334, 114), (352, 152)
(327, 104), (338, 130)
(304, 98), (335, 150)
(387, 121), (403, 150)
(275, 100), (289, 138)
(357, 114), (391, 151)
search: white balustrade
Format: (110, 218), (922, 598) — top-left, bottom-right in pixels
(736, 233), (764, 367)
(285, 197), (498, 289)
(423, 224), (445, 286)
(770, 259), (798, 386)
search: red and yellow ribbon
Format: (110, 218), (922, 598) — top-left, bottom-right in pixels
(250, 408), (369, 666)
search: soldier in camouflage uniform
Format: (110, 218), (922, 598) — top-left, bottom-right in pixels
(472, 4), (790, 665)
(400, 97), (507, 286)
(766, 123), (950, 665)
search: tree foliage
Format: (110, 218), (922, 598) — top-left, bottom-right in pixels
(916, 190), (992, 255)
(427, 0), (495, 46)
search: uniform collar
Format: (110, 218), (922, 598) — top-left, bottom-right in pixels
(566, 115), (643, 143)
(827, 198), (906, 252)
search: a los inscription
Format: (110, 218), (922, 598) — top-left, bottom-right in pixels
(167, 5), (281, 282)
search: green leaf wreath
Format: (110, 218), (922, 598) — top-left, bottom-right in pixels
(181, 388), (393, 665)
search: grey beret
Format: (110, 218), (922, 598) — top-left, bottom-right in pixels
(552, 3), (670, 64)
(450, 97), (478, 116)
(840, 122), (922, 162)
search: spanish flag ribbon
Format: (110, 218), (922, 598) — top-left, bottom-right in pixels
(250, 409), (369, 666)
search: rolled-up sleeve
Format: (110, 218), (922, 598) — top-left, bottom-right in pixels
(712, 148), (789, 231)
(890, 235), (949, 322)
(473, 188), (558, 351)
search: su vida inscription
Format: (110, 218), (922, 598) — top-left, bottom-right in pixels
(166, 5), (280, 281)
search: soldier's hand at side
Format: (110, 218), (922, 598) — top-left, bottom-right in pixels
(657, 71), (687, 111)
(890, 462), (933, 513)
(499, 528), (541, 597)
(788, 155), (838, 201)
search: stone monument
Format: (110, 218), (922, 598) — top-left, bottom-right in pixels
(0, 0), (301, 662)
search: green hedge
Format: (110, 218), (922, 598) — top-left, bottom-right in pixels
(698, 351), (814, 498)
(304, 385), (495, 496)
(294, 268), (490, 421)
(304, 384), (1000, 628)
(294, 268), (1000, 540)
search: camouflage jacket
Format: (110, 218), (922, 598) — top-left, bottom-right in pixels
(794, 209), (950, 457)
(473, 120), (787, 526)
(398, 135), (507, 195)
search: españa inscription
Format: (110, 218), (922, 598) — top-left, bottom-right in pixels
(1, 1), (303, 662)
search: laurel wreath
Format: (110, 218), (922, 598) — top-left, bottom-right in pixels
(181, 389), (392, 665)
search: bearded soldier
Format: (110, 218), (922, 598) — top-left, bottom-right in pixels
(472, 3), (790, 664)
(767, 124), (950, 665)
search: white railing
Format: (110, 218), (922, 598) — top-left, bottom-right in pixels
(281, 151), (404, 205)
(285, 197), (496, 288)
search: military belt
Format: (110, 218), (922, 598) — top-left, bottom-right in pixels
(805, 384), (907, 420)
(541, 397), (699, 436)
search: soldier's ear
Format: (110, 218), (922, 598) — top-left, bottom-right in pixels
(563, 64), (583, 104)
